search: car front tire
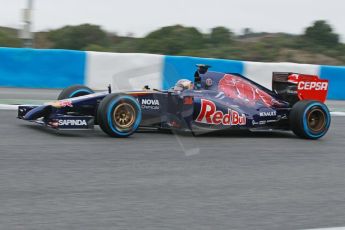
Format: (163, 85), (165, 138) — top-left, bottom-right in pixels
(58, 85), (95, 100)
(97, 94), (142, 138)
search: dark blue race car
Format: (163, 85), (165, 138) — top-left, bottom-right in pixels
(17, 65), (331, 139)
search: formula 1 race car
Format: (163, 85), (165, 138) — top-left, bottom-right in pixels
(17, 65), (331, 139)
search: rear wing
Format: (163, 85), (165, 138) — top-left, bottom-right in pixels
(272, 72), (329, 105)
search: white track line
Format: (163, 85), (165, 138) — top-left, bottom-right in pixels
(305, 227), (345, 230)
(0, 104), (20, 110)
(330, 112), (345, 116)
(1, 104), (345, 117)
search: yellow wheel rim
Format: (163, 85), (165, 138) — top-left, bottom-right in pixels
(307, 108), (326, 133)
(113, 103), (136, 131)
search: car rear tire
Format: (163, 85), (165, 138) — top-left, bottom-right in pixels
(58, 85), (94, 100)
(97, 94), (142, 138)
(289, 100), (331, 139)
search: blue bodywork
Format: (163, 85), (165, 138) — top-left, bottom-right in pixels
(17, 71), (293, 133)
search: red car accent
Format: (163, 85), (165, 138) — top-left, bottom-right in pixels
(288, 74), (329, 103)
(218, 74), (281, 107)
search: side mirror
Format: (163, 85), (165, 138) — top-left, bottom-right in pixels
(194, 64), (211, 89)
(196, 64), (211, 74)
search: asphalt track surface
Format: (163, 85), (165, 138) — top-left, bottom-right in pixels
(1, 88), (345, 230)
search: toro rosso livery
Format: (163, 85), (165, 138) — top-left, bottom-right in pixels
(18, 65), (331, 139)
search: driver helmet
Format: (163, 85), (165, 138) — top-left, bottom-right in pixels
(174, 79), (194, 91)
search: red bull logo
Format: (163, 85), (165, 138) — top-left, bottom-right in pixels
(218, 74), (282, 107)
(196, 99), (246, 126)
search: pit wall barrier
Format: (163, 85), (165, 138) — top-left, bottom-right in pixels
(0, 48), (86, 88)
(0, 48), (344, 100)
(86, 52), (163, 91)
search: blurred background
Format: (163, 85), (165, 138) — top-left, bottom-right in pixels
(1, 0), (344, 65)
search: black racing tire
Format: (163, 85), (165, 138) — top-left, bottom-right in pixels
(58, 85), (94, 100)
(289, 100), (331, 140)
(97, 94), (142, 138)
